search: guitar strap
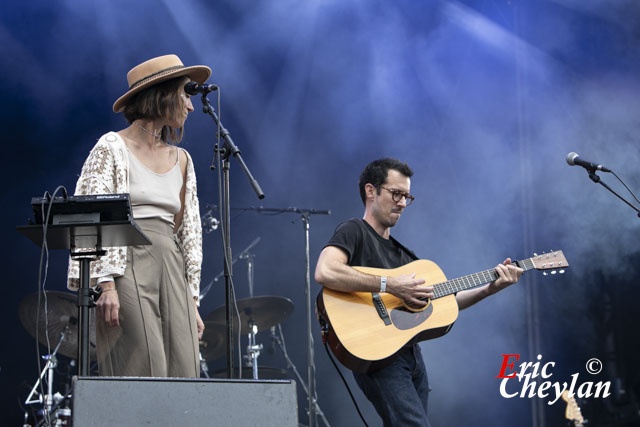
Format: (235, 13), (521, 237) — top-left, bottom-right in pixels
(389, 235), (419, 261)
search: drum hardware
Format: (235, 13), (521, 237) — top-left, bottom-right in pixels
(228, 206), (331, 427)
(203, 295), (294, 379)
(199, 237), (261, 299)
(246, 322), (263, 379)
(198, 237), (262, 377)
(52, 407), (71, 426)
(204, 295), (294, 335)
(199, 351), (210, 378)
(19, 291), (97, 361)
(201, 204), (219, 233)
(211, 366), (289, 379)
(20, 291), (98, 426)
(200, 306), (329, 425)
(24, 328), (69, 425)
(270, 324), (331, 426)
(199, 324), (226, 362)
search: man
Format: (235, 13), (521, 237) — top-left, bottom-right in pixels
(314, 158), (523, 426)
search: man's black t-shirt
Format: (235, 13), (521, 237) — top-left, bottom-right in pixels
(325, 218), (418, 269)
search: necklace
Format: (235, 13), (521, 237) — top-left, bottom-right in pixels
(135, 122), (162, 138)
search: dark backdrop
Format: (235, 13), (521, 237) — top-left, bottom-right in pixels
(2, 1), (640, 426)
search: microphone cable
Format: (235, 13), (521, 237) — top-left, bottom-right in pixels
(35, 185), (68, 426)
(322, 341), (370, 427)
(611, 171), (640, 206)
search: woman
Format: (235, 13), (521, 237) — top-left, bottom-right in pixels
(67, 54), (209, 377)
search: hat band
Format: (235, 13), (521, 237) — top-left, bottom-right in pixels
(129, 65), (185, 89)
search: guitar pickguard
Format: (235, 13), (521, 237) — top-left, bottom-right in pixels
(390, 304), (434, 330)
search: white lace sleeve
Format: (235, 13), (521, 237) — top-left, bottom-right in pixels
(177, 149), (202, 300)
(66, 139), (127, 290)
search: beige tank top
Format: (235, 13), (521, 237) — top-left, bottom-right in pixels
(127, 147), (183, 227)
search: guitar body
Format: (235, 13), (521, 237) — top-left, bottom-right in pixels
(317, 260), (459, 373)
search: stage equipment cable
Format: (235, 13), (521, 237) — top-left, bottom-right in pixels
(323, 342), (370, 427)
(35, 185), (68, 426)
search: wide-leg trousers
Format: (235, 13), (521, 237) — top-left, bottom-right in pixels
(96, 218), (199, 377)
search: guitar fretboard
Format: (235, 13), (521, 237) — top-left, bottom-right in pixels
(431, 258), (535, 299)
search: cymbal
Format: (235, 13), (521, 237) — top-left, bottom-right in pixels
(204, 295), (294, 334)
(199, 323), (226, 361)
(19, 291), (96, 360)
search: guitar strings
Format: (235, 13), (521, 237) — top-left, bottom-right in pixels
(429, 258), (534, 300)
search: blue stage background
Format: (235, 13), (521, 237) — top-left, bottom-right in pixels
(2, 1), (639, 425)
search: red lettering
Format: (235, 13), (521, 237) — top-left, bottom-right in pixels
(496, 354), (520, 378)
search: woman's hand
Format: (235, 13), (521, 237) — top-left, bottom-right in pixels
(96, 281), (120, 327)
(194, 299), (205, 340)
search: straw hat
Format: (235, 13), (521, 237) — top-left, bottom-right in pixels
(113, 54), (211, 113)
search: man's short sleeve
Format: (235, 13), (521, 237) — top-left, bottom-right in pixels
(324, 219), (363, 265)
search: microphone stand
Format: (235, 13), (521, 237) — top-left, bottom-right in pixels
(239, 205), (330, 427)
(587, 171), (640, 217)
(196, 91), (265, 379)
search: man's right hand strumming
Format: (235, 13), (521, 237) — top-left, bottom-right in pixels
(388, 273), (432, 309)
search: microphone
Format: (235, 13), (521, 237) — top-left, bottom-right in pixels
(566, 152), (611, 172)
(184, 81), (218, 96)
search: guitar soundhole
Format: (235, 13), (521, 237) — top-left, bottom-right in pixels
(390, 304), (434, 330)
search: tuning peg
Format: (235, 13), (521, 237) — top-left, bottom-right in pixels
(559, 269), (565, 274)
(551, 270), (557, 275)
(534, 253), (538, 256)
(543, 272), (548, 276)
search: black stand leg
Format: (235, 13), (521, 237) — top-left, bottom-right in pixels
(77, 258), (91, 376)
(222, 156), (235, 378)
(74, 251), (103, 376)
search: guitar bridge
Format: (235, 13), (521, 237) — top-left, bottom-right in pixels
(372, 293), (392, 326)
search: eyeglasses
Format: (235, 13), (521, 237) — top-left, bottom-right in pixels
(378, 186), (415, 206)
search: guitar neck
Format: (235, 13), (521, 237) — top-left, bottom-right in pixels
(431, 258), (536, 299)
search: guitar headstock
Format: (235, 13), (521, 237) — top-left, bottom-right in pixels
(562, 390), (585, 426)
(530, 250), (569, 275)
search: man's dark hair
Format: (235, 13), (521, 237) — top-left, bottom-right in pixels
(358, 158), (413, 205)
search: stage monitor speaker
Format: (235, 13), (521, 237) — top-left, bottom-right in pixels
(72, 376), (298, 426)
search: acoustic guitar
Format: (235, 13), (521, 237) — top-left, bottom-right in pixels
(316, 251), (569, 373)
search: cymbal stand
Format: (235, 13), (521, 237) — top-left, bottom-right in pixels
(233, 206), (330, 426)
(239, 251), (256, 297)
(272, 324), (330, 426)
(246, 321), (263, 379)
(201, 237), (261, 298)
(242, 251), (259, 378)
(199, 352), (210, 378)
(302, 212), (318, 427)
(25, 328), (67, 421)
